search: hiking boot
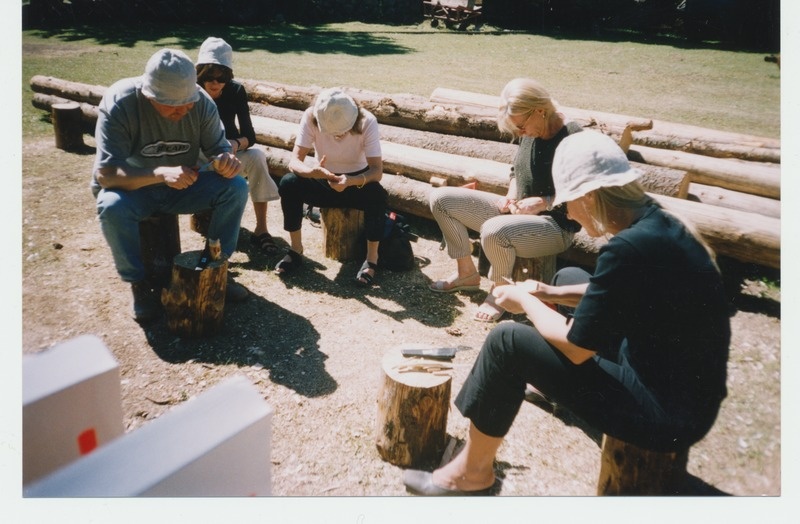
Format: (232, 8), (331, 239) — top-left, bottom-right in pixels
(131, 280), (162, 323)
(226, 276), (249, 303)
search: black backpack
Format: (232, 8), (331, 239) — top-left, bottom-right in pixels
(357, 211), (417, 272)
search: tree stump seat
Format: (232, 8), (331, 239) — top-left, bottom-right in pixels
(597, 434), (689, 495)
(51, 101), (85, 151)
(375, 345), (452, 469)
(511, 254), (557, 284)
(320, 207), (364, 262)
(139, 213), (181, 289)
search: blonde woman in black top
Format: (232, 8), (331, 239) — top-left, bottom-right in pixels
(428, 78), (581, 321)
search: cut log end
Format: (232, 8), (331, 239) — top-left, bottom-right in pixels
(375, 346), (452, 468)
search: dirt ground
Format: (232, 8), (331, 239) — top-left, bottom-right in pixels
(20, 132), (781, 498)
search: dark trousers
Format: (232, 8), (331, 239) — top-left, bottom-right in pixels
(454, 267), (718, 452)
(278, 172), (388, 242)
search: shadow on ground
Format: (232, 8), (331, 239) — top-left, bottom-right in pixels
(141, 292), (336, 398)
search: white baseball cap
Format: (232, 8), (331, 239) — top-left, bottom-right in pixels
(552, 131), (642, 207)
(197, 37), (233, 69)
(141, 48), (200, 106)
(313, 88), (359, 135)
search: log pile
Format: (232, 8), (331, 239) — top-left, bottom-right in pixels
(30, 75), (781, 270)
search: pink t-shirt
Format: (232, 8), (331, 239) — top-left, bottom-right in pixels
(295, 107), (382, 174)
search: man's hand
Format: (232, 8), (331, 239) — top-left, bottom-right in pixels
(158, 166), (198, 190)
(210, 152), (242, 178)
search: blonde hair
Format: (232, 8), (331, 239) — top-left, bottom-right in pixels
(497, 78), (558, 137)
(592, 182), (719, 271)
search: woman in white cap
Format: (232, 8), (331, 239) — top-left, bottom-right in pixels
(403, 131), (730, 495)
(275, 88), (387, 286)
(428, 78), (582, 322)
(196, 37), (281, 254)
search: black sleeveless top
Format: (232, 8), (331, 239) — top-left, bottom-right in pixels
(510, 121), (583, 233)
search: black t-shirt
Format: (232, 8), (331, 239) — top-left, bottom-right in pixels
(213, 80), (256, 146)
(568, 204), (730, 420)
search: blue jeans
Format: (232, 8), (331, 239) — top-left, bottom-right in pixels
(96, 173), (249, 282)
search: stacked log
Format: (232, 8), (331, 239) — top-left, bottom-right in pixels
(29, 76), (780, 270)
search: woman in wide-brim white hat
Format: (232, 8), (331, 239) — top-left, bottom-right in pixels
(403, 131), (731, 496)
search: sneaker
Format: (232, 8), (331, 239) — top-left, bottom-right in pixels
(226, 276), (249, 302)
(131, 280), (161, 323)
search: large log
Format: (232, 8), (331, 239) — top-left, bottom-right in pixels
(249, 114), (690, 199)
(32, 93), (98, 132)
(652, 193), (780, 269)
(248, 101), (521, 164)
(263, 146), (781, 269)
(628, 145), (780, 199)
(688, 183), (780, 219)
(31, 76), (779, 196)
(28, 78), (781, 268)
(430, 87), (781, 163)
(241, 79), (502, 141)
(30, 75), (105, 105)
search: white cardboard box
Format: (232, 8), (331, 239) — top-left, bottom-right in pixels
(24, 374), (274, 497)
(23, 334), (125, 485)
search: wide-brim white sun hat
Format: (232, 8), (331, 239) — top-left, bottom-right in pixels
(552, 131), (642, 207)
(141, 48), (200, 106)
(313, 88), (359, 136)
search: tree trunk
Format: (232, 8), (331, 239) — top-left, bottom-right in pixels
(161, 251), (227, 338)
(597, 435), (689, 495)
(375, 347), (452, 469)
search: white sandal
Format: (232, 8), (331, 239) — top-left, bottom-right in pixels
(428, 272), (481, 293)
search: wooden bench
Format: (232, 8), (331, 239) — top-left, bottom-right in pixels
(597, 435), (689, 495)
(423, 0), (483, 30)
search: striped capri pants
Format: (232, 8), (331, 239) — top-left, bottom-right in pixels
(429, 186), (574, 284)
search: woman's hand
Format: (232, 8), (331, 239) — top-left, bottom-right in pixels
(497, 196), (516, 213)
(327, 174), (349, 192)
(509, 197), (547, 215)
(491, 283), (532, 314)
